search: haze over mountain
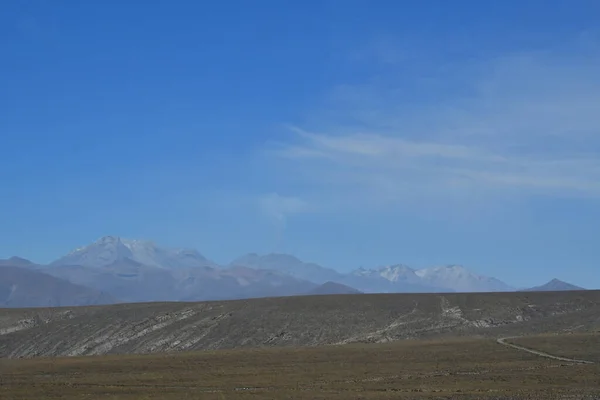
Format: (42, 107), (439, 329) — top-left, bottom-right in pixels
(37, 261), (316, 304)
(52, 236), (216, 269)
(367, 264), (423, 285)
(231, 253), (343, 284)
(524, 279), (586, 292)
(414, 265), (514, 292)
(0, 236), (574, 308)
(228, 256), (514, 293)
(307, 281), (363, 295)
(0, 265), (117, 308)
(345, 265), (450, 293)
(0, 257), (35, 267)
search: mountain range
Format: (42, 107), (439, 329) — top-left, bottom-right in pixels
(0, 236), (585, 308)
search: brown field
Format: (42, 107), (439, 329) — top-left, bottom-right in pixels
(1, 335), (599, 400)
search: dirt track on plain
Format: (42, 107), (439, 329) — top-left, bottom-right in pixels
(497, 336), (594, 364)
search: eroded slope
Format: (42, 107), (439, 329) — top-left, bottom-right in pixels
(1, 290), (599, 358)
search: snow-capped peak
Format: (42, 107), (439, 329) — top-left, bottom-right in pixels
(376, 265), (419, 283)
(415, 265), (513, 292)
(415, 264), (468, 278)
(349, 264), (513, 293)
(52, 236), (214, 269)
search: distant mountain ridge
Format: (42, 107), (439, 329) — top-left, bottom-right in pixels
(0, 257), (35, 267)
(52, 236), (216, 269)
(0, 236), (541, 308)
(523, 279), (585, 292)
(230, 256), (514, 293)
(414, 265), (514, 292)
(230, 253), (343, 284)
(345, 265), (450, 293)
(0, 265), (118, 308)
(307, 281), (363, 295)
(34, 260), (317, 304)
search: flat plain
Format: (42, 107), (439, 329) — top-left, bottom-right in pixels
(1, 334), (599, 399)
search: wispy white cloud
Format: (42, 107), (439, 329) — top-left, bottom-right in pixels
(277, 129), (600, 192)
(258, 193), (309, 224)
(266, 41), (600, 210)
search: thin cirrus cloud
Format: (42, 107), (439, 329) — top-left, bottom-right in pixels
(265, 44), (600, 211)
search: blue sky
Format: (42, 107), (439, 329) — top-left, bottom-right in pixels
(1, 0), (599, 288)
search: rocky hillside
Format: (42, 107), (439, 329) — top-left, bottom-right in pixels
(1, 290), (599, 358)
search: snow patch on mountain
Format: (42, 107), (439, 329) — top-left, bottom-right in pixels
(43, 237), (515, 298)
(414, 265), (514, 292)
(345, 265), (447, 293)
(51, 236), (215, 269)
(362, 264), (421, 284)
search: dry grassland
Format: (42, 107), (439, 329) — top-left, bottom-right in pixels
(1, 335), (599, 399)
